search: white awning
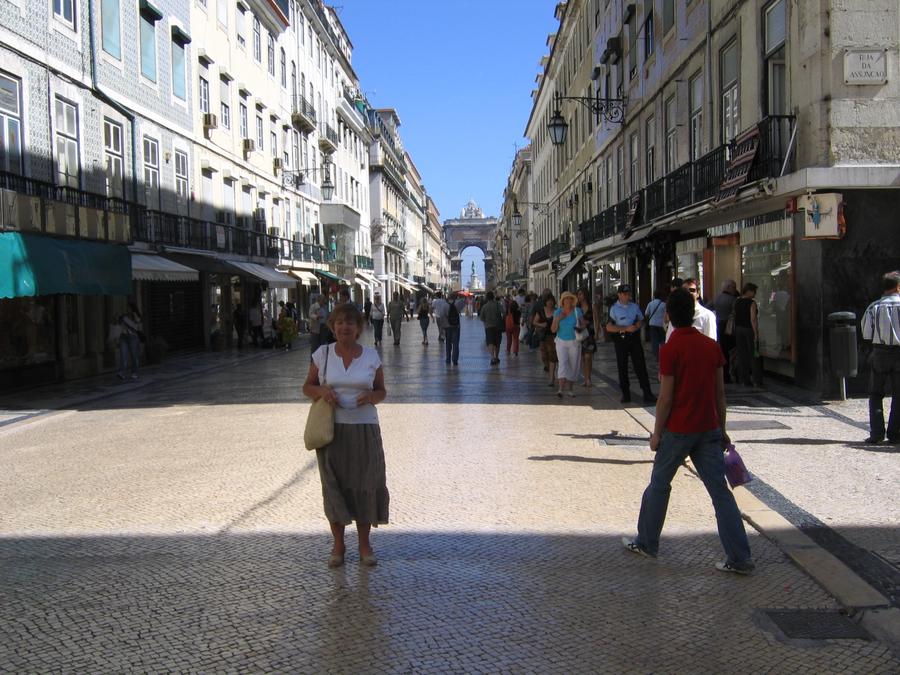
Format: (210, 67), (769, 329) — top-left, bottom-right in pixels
(558, 253), (585, 282)
(131, 253), (199, 282)
(227, 261), (296, 288)
(290, 270), (319, 285)
(354, 273), (372, 289)
(393, 275), (416, 292)
(356, 271), (380, 287)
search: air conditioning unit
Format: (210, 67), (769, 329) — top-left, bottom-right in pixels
(203, 113), (218, 129)
(273, 157), (284, 171)
(268, 226), (281, 237)
(242, 138), (256, 153)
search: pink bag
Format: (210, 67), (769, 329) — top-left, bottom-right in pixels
(724, 445), (752, 489)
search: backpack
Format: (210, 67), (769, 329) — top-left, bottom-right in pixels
(448, 301), (460, 327)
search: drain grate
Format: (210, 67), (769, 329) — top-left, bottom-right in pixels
(600, 438), (647, 446)
(763, 610), (871, 640)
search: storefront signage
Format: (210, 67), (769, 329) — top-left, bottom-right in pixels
(844, 50), (887, 85)
(800, 193), (844, 239)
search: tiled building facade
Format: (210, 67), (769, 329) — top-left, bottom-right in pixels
(0, 0), (442, 391)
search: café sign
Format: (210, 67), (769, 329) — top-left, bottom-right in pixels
(844, 49), (888, 85)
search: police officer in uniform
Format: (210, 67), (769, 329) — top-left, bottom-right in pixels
(606, 284), (657, 404)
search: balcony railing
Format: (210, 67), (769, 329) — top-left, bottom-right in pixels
(693, 146), (727, 202)
(291, 95), (317, 132)
(319, 123), (339, 152)
(135, 210), (331, 265)
(0, 169), (135, 242)
(354, 254), (374, 270)
(573, 114), (796, 250)
(749, 114), (795, 182)
(644, 178), (666, 222)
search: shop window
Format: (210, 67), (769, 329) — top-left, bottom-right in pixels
(0, 296), (56, 370)
(742, 238), (792, 359)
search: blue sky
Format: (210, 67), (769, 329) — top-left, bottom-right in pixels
(337, 1), (559, 223)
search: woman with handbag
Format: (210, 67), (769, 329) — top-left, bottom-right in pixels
(303, 303), (389, 568)
(552, 291), (585, 398)
(644, 289), (667, 362)
(577, 288), (597, 387)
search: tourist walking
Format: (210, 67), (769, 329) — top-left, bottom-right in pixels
(445, 292), (462, 365)
(117, 302), (143, 380)
(432, 292), (450, 343)
(860, 271), (900, 444)
(552, 291), (585, 398)
(303, 303), (389, 567)
(623, 287), (754, 575)
(370, 293), (386, 346)
(606, 284), (656, 404)
(533, 294), (558, 387)
(732, 283), (759, 387)
(577, 288), (597, 386)
(417, 297), (432, 345)
(666, 278), (717, 341)
(505, 298), (521, 356)
(479, 291), (503, 365)
(387, 292), (405, 346)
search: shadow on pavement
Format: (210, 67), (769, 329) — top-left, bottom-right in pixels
(529, 454), (654, 465)
(1, 529), (896, 672)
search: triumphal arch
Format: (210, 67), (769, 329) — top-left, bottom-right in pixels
(443, 200), (498, 290)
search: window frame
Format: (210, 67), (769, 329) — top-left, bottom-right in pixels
(138, 5), (160, 84)
(54, 96), (80, 189)
(142, 135), (160, 208)
(0, 72), (24, 175)
(103, 117), (124, 198)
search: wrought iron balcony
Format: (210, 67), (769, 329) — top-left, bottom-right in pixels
(291, 95), (317, 133)
(0, 169), (135, 242)
(749, 114), (796, 183)
(354, 254), (374, 270)
(318, 123), (339, 154)
(644, 178), (666, 222)
(693, 146), (727, 202)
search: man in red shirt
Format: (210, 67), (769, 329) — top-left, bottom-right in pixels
(623, 288), (754, 574)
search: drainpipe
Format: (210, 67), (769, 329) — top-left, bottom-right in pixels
(86, 0), (140, 206)
(706, 0), (714, 151)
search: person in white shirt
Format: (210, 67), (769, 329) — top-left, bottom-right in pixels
(431, 292), (450, 343)
(861, 270), (900, 444)
(515, 288), (527, 308)
(303, 303), (389, 567)
(666, 278), (717, 342)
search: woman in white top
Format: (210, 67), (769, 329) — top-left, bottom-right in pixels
(303, 303), (389, 568)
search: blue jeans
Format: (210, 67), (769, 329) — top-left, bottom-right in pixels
(445, 325), (460, 364)
(636, 428), (751, 564)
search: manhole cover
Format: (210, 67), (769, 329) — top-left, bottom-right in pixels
(763, 610), (871, 640)
(728, 420), (790, 430)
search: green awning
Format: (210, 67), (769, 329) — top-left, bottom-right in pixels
(315, 269), (349, 285)
(0, 232), (132, 298)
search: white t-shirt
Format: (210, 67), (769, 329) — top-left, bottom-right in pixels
(312, 344), (381, 425)
(665, 303), (718, 341)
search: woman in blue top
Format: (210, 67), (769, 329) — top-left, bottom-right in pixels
(551, 291), (586, 398)
(644, 289), (667, 361)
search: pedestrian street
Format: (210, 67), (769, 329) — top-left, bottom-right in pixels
(1, 317), (898, 673)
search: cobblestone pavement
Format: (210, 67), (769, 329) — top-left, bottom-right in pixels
(1, 318), (899, 672)
(591, 339), (900, 608)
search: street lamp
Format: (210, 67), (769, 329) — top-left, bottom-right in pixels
(547, 90), (627, 146)
(282, 159), (335, 201)
(512, 200), (549, 226)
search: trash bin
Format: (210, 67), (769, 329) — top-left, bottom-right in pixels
(826, 311), (857, 399)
